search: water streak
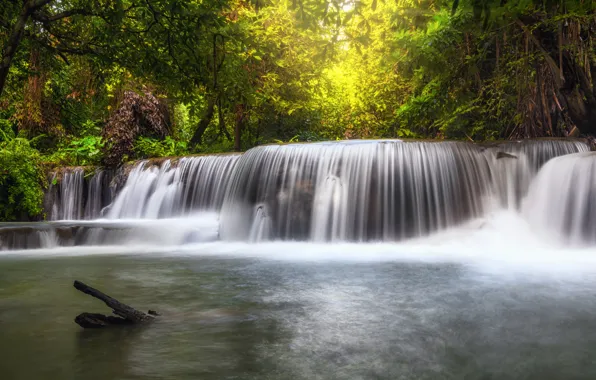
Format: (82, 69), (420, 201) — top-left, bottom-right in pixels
(84, 170), (113, 219)
(47, 168), (85, 220)
(106, 155), (240, 219)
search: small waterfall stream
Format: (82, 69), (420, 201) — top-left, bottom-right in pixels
(84, 169), (114, 219)
(2, 139), (592, 250)
(524, 151), (596, 246)
(46, 168), (85, 220)
(45, 168), (114, 221)
(105, 154), (241, 218)
(482, 139), (590, 209)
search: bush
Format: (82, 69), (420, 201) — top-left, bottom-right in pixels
(45, 135), (104, 166)
(134, 136), (188, 159)
(196, 139), (235, 154)
(0, 138), (45, 221)
(0, 119), (16, 142)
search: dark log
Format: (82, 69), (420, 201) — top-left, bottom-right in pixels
(73, 280), (156, 328)
(75, 312), (135, 328)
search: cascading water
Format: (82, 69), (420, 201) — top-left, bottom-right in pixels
(10, 155), (240, 250)
(54, 155), (241, 249)
(219, 140), (588, 242)
(83, 169), (114, 219)
(482, 139), (589, 209)
(106, 154), (240, 219)
(47, 168), (85, 220)
(45, 168), (114, 221)
(2, 139), (591, 251)
(492, 139), (589, 169)
(523, 151), (596, 246)
(220, 141), (495, 242)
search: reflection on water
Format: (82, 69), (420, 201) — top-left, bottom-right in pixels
(2, 255), (596, 379)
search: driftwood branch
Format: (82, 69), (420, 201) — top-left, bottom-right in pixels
(73, 280), (157, 328)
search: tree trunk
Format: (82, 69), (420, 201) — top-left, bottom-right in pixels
(234, 104), (246, 152)
(190, 95), (216, 146)
(0, 7), (32, 98)
(559, 54), (596, 136)
(218, 97), (231, 141)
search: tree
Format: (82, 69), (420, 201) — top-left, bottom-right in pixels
(0, 0), (106, 98)
(1, 0), (234, 151)
(0, 0), (49, 98)
(388, 0), (596, 139)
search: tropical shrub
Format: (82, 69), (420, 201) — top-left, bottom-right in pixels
(134, 136), (188, 159)
(0, 138), (45, 221)
(45, 136), (104, 166)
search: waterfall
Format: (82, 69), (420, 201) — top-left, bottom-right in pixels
(0, 227), (58, 250)
(483, 139), (589, 209)
(219, 140), (588, 242)
(106, 155), (240, 219)
(45, 168), (114, 220)
(24, 139), (591, 250)
(60, 168), (85, 220)
(46, 168), (85, 220)
(84, 170), (114, 219)
(523, 151), (596, 246)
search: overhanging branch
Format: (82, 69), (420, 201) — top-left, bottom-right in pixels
(31, 8), (94, 22)
(30, 0), (55, 11)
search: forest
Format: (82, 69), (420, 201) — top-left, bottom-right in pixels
(0, 0), (595, 220)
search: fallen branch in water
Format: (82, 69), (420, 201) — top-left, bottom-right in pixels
(73, 280), (158, 328)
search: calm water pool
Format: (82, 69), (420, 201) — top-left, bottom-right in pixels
(2, 252), (596, 380)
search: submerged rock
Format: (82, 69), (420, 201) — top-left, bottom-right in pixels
(496, 151), (517, 160)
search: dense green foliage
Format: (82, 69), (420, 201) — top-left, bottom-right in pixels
(0, 138), (45, 220)
(1, 0), (595, 219)
(134, 136), (188, 158)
